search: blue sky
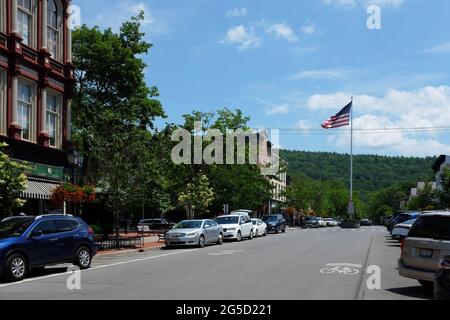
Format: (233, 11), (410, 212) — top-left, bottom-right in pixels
(73, 0), (450, 157)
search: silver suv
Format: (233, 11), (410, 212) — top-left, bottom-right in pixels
(398, 211), (450, 288)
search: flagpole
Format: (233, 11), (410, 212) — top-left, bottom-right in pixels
(349, 96), (354, 220)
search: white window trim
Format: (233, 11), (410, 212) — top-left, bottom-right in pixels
(0, 68), (6, 135)
(47, 0), (63, 62)
(17, 78), (37, 142)
(17, 0), (37, 48)
(46, 90), (62, 149)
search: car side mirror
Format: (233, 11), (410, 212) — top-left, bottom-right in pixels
(30, 230), (43, 238)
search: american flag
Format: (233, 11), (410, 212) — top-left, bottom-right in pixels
(321, 101), (352, 129)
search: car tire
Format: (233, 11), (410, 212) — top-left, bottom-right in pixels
(198, 235), (206, 248)
(249, 230), (254, 240)
(276, 226), (280, 234)
(217, 233), (224, 245)
(236, 231), (242, 242)
(5, 253), (28, 282)
(255, 230), (259, 237)
(75, 246), (92, 270)
(282, 226), (286, 233)
(418, 280), (434, 290)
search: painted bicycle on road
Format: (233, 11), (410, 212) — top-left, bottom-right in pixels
(320, 263), (362, 275)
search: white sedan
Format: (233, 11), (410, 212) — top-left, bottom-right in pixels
(251, 219), (268, 237)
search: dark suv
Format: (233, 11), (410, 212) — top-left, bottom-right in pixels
(262, 214), (286, 233)
(0, 215), (97, 282)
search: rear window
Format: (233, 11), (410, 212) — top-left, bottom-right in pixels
(408, 216), (450, 240)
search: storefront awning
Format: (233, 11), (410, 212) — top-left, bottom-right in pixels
(20, 179), (61, 200)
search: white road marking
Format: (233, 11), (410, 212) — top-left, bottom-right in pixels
(0, 249), (198, 289)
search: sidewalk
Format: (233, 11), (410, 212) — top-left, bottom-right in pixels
(96, 234), (165, 256)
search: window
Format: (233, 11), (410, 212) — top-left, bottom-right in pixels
(54, 220), (74, 233)
(0, 0), (6, 33)
(17, 0), (33, 47)
(0, 69), (5, 135)
(47, 0), (60, 59)
(31, 220), (57, 236)
(18, 80), (34, 141)
(46, 92), (61, 147)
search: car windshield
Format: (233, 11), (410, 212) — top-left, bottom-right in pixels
(305, 217), (317, 221)
(0, 219), (34, 239)
(174, 221), (203, 229)
(263, 216), (277, 222)
(408, 216), (450, 240)
(215, 217), (239, 224)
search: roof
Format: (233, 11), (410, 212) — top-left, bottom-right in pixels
(420, 211), (450, 217)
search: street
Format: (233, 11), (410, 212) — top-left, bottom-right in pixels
(0, 226), (434, 300)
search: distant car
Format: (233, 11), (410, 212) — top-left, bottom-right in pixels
(137, 219), (174, 232)
(388, 212), (420, 232)
(0, 215), (97, 282)
(434, 255), (450, 300)
(325, 218), (338, 227)
(303, 217), (319, 228)
(360, 219), (372, 226)
(391, 219), (417, 241)
(251, 219), (267, 237)
(165, 220), (223, 248)
(317, 217), (327, 228)
(398, 211), (450, 289)
(262, 214), (286, 233)
(215, 214), (253, 241)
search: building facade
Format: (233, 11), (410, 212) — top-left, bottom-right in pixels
(433, 155), (450, 191)
(0, 0), (74, 214)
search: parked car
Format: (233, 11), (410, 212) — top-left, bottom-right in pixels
(398, 211), (450, 289)
(0, 215), (97, 282)
(165, 220), (223, 248)
(215, 214), (253, 241)
(325, 218), (338, 227)
(137, 219), (174, 232)
(251, 219), (267, 237)
(262, 214), (286, 233)
(388, 212), (420, 232)
(317, 217), (327, 228)
(303, 217), (320, 228)
(360, 219), (372, 226)
(434, 255), (450, 300)
(391, 219), (417, 241)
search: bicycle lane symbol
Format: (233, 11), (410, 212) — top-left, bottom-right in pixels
(320, 263), (362, 275)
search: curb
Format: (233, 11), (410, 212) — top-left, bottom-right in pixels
(96, 243), (165, 257)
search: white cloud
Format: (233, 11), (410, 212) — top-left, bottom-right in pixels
(266, 23), (299, 42)
(311, 86), (450, 156)
(220, 25), (261, 50)
(226, 8), (248, 18)
(323, 0), (405, 8)
(300, 22), (316, 35)
(267, 104), (289, 115)
(291, 68), (348, 80)
(295, 119), (314, 131)
(423, 42), (450, 54)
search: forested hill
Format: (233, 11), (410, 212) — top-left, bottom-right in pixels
(280, 150), (436, 200)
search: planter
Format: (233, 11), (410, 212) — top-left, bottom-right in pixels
(340, 220), (361, 229)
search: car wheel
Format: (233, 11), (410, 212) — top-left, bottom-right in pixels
(255, 230), (259, 237)
(217, 233), (224, 245)
(264, 229), (268, 236)
(249, 230), (254, 240)
(198, 235), (206, 248)
(5, 253), (28, 282)
(236, 231), (242, 242)
(418, 280), (434, 290)
(282, 226), (286, 233)
(75, 247), (92, 270)
(276, 226), (280, 234)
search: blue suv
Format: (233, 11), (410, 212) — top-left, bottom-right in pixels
(0, 215), (97, 282)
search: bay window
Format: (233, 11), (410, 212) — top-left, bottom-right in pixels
(17, 79), (35, 141)
(47, 0), (58, 59)
(46, 92), (61, 148)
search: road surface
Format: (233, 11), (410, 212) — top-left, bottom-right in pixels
(0, 226), (434, 300)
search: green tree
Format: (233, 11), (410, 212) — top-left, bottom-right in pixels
(439, 167), (450, 208)
(0, 143), (28, 217)
(178, 173), (215, 219)
(408, 183), (438, 211)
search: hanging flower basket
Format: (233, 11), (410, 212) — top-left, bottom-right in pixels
(51, 183), (97, 205)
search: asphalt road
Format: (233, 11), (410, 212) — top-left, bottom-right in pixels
(0, 226), (434, 300)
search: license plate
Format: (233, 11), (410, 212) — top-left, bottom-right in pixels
(419, 249), (433, 258)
